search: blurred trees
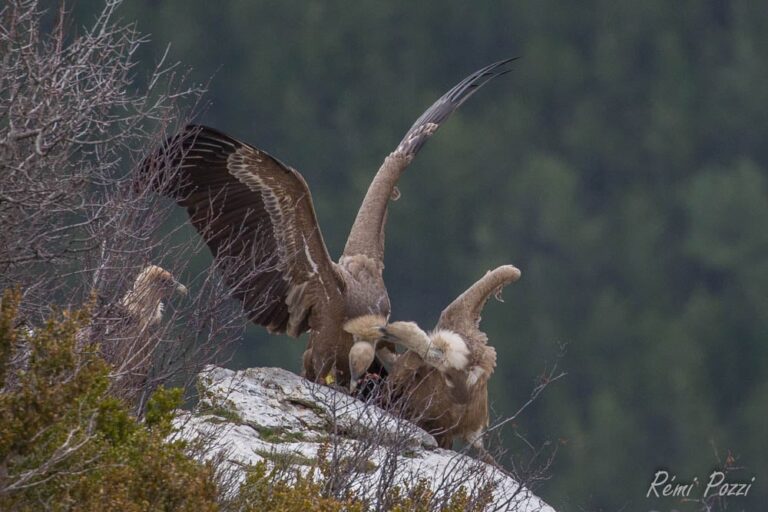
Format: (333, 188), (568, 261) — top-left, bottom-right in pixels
(67, 1), (768, 509)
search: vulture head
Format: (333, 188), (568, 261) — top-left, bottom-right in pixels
(119, 265), (188, 329)
(348, 341), (375, 392)
(343, 314), (388, 392)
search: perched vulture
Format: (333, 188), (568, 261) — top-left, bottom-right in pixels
(99, 265), (187, 402)
(139, 59), (514, 387)
(4, 266), (187, 398)
(117, 265), (189, 331)
(352, 265), (520, 451)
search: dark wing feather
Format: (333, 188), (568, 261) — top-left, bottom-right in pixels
(396, 57), (517, 157)
(139, 125), (343, 337)
(343, 58), (516, 261)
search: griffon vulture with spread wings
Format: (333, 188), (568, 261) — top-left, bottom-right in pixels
(140, 59), (514, 387)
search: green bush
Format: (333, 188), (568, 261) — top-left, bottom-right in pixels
(0, 289), (219, 511)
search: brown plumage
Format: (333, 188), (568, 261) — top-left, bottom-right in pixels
(139, 59), (514, 387)
(117, 265), (188, 331)
(379, 265), (521, 450)
(106, 266), (188, 397)
(343, 314), (397, 392)
(3, 266), (186, 401)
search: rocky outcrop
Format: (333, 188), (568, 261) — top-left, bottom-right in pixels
(174, 366), (555, 512)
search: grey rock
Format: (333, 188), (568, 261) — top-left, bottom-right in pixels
(174, 366), (556, 512)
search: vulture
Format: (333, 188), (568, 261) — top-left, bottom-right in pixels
(4, 266), (187, 396)
(100, 265), (187, 402)
(139, 59), (514, 387)
(117, 265), (189, 331)
(347, 265), (520, 452)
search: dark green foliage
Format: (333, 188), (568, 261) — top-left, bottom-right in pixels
(0, 290), (220, 511)
(232, 456), (365, 512)
(70, 1), (768, 509)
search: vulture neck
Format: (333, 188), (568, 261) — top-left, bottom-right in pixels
(120, 286), (164, 329)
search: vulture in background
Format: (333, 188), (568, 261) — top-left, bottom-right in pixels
(4, 266), (187, 398)
(116, 265), (189, 331)
(140, 59), (514, 387)
(348, 265), (520, 452)
(98, 265), (188, 402)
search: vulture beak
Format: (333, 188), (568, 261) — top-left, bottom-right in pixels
(174, 281), (189, 297)
(349, 366), (367, 394)
(378, 326), (399, 343)
(348, 340), (374, 393)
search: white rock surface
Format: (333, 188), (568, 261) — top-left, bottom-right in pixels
(174, 366), (556, 512)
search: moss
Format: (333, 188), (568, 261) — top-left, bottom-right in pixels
(287, 396), (328, 417)
(253, 448), (316, 467)
(252, 424), (306, 443)
(198, 401), (244, 425)
(359, 458), (378, 473)
(194, 377), (243, 425)
(232, 461), (364, 512)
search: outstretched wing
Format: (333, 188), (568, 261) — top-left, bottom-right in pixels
(396, 58), (517, 156)
(437, 265), (521, 344)
(343, 58), (517, 261)
(139, 125), (343, 337)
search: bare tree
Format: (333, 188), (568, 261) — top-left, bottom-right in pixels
(0, 0), (254, 413)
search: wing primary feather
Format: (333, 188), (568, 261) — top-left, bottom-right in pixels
(343, 58), (515, 263)
(396, 57), (518, 157)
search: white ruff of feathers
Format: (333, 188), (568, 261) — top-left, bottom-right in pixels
(429, 329), (470, 371)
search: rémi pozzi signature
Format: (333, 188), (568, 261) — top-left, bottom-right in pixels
(646, 470), (755, 499)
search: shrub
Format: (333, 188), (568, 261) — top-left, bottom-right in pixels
(0, 289), (219, 511)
